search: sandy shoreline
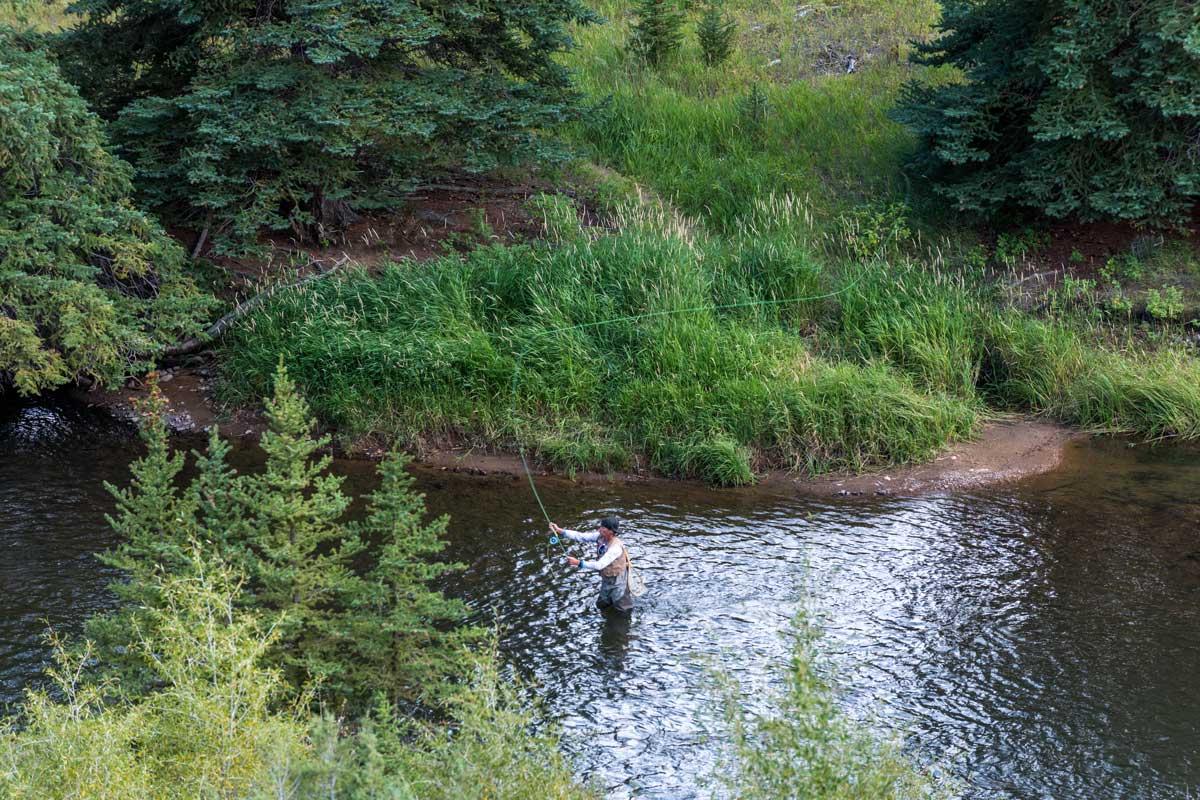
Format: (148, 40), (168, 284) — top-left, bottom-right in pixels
(77, 367), (1080, 497)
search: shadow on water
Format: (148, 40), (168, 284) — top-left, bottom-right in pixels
(1, 399), (1198, 798)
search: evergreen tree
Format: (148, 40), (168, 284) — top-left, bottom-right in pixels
(92, 366), (479, 712)
(55, 0), (596, 253)
(631, 0), (685, 67)
(0, 29), (210, 395)
(894, 0), (1200, 226)
(697, 3), (736, 67)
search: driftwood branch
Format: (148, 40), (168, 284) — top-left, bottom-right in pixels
(162, 256), (348, 358)
(191, 214), (212, 260)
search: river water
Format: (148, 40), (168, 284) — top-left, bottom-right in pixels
(2, 397), (1198, 798)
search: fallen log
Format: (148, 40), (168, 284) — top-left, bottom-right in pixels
(162, 257), (347, 358)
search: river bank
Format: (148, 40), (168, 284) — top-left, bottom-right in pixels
(74, 365), (1078, 497)
(5, 394), (1200, 798)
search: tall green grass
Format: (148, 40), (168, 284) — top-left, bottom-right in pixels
(566, 0), (942, 231)
(832, 259), (1200, 440)
(222, 206), (977, 485)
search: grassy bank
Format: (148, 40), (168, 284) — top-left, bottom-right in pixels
(567, 0), (942, 230)
(221, 204), (977, 485)
(215, 0), (1200, 484)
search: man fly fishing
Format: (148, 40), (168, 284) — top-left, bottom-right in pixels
(550, 517), (634, 612)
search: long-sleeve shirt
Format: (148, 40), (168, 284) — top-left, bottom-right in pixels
(562, 529), (624, 572)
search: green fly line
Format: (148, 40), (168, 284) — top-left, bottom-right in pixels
(510, 276), (866, 553)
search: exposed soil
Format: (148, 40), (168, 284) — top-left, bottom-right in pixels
(191, 174), (603, 283)
(760, 418), (1079, 497)
(76, 370), (1078, 497)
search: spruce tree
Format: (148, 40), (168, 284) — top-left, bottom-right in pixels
(894, 0), (1200, 225)
(697, 3), (736, 67)
(55, 0), (596, 253)
(631, 0), (685, 67)
(92, 366), (478, 712)
(0, 29), (210, 395)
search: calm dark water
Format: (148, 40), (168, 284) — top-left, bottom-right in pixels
(2, 397), (1198, 798)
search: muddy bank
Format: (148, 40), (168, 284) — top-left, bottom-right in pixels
(76, 368), (1079, 496)
(415, 418), (1080, 498)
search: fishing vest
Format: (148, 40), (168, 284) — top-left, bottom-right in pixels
(598, 536), (629, 578)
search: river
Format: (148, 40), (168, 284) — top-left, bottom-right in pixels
(2, 396), (1198, 798)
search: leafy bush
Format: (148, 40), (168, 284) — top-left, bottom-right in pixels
(91, 367), (480, 713)
(0, 28), (209, 395)
(56, 0), (595, 253)
(0, 553), (595, 800)
(696, 3), (736, 67)
(720, 613), (950, 799)
(0, 558), (313, 800)
(895, 0), (1200, 226)
(631, 0), (685, 66)
(1145, 286), (1185, 322)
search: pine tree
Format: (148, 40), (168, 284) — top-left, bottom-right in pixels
(54, 0), (597, 253)
(91, 364), (479, 712)
(0, 29), (210, 395)
(894, 0), (1200, 226)
(631, 0), (685, 67)
(324, 454), (473, 709)
(697, 3), (736, 67)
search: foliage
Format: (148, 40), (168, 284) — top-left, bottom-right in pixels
(91, 367), (479, 713)
(630, 0), (685, 66)
(0, 558), (312, 800)
(55, 0), (596, 253)
(720, 613), (950, 799)
(0, 554), (595, 800)
(1145, 286), (1185, 322)
(567, 0), (937, 231)
(737, 83), (771, 147)
(836, 261), (1200, 440)
(895, 0), (1200, 225)
(0, 27), (209, 395)
(696, 3), (736, 67)
(220, 206), (979, 485)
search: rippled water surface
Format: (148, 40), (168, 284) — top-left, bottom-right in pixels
(2, 398), (1198, 798)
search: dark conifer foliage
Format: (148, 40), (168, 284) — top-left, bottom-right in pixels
(0, 28), (210, 394)
(895, 0), (1200, 225)
(56, 0), (597, 253)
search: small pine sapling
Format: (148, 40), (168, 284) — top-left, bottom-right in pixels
(697, 3), (736, 66)
(631, 0), (685, 66)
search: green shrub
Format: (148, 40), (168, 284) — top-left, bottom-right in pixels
(631, 0), (686, 66)
(696, 3), (736, 67)
(0, 28), (210, 395)
(1145, 286), (1185, 322)
(0, 555), (595, 800)
(720, 612), (951, 799)
(737, 83), (771, 147)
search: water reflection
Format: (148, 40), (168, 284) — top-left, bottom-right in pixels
(1, 401), (1198, 798)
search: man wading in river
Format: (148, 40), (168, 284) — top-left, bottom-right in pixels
(550, 518), (634, 612)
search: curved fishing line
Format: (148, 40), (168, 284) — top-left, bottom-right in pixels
(510, 274), (867, 540)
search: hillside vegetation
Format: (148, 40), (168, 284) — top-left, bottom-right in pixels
(220, 0), (1200, 485)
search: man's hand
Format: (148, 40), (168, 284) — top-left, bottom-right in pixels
(566, 556), (580, 568)
(549, 522), (563, 535)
